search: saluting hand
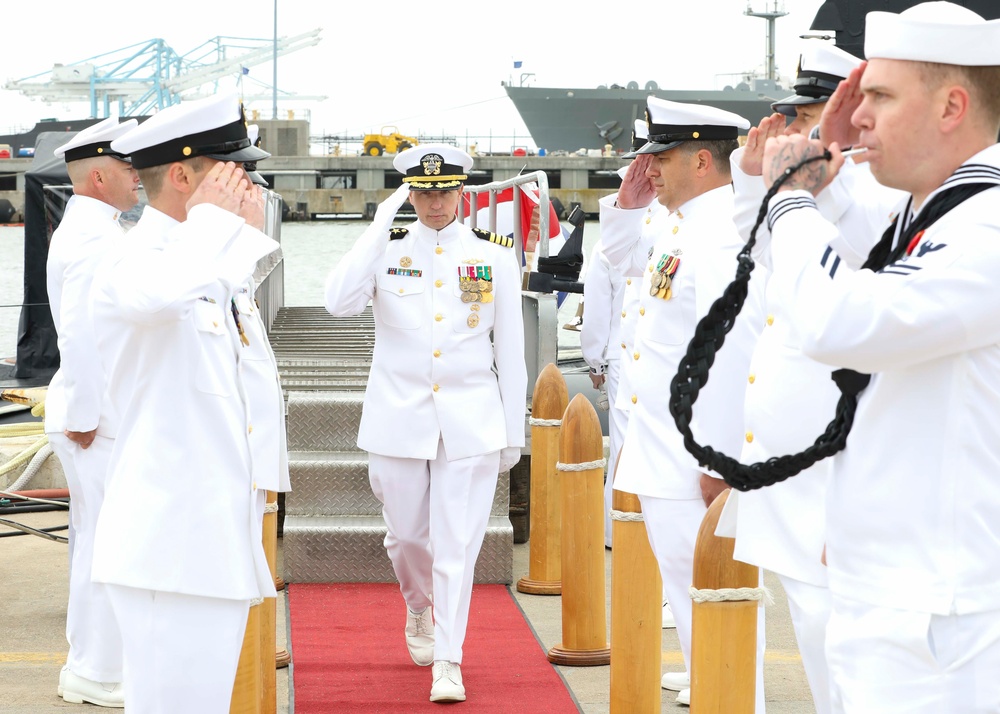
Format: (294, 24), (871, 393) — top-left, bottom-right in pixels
(762, 135), (845, 197)
(186, 161), (249, 216)
(239, 183), (266, 231)
(819, 63), (866, 156)
(740, 113), (786, 177)
(616, 154), (656, 209)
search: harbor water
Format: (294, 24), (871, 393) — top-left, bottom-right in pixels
(0, 220), (598, 364)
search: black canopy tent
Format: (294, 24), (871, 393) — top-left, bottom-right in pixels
(14, 132), (74, 381)
(811, 0), (1000, 58)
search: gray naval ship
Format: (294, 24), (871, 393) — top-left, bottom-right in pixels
(506, 0), (1000, 153)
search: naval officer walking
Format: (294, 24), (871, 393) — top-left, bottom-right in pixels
(89, 91), (282, 713)
(324, 144), (526, 703)
(45, 116), (138, 708)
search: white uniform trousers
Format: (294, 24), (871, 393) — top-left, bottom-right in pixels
(369, 440), (500, 664)
(640, 495), (766, 713)
(779, 574), (833, 714)
(106, 586), (250, 713)
(104, 489), (265, 713)
(49, 432), (122, 683)
(826, 596), (1000, 714)
(603, 359), (625, 548)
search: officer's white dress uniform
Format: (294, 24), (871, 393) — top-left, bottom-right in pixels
(89, 93), (282, 713)
(767, 5), (1000, 705)
(581, 239), (625, 547)
(722, 43), (902, 714)
(600, 98), (766, 711)
(44, 118), (136, 696)
(324, 145), (526, 672)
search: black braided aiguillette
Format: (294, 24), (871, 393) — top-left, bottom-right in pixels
(668, 151), (864, 492)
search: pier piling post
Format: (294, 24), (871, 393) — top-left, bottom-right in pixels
(516, 363), (567, 595)
(547, 394), (611, 666)
(230, 601), (263, 714)
(690, 490), (759, 713)
(261, 490), (279, 713)
(609, 478), (662, 713)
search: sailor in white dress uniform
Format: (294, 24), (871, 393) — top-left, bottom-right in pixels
(44, 116), (139, 708)
(90, 92), (283, 714)
(762, 4), (1000, 711)
(600, 97), (766, 710)
(723, 42), (902, 714)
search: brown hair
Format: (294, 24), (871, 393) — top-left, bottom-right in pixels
(916, 62), (1000, 134)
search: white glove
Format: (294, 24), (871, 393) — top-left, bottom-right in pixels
(596, 383), (609, 412)
(371, 183), (412, 232)
(499, 447), (521, 473)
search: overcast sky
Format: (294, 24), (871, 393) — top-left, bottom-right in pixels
(1, 0), (827, 147)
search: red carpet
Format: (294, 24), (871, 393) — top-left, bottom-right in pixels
(288, 583), (581, 713)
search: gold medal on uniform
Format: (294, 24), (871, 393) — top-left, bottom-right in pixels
(654, 255), (680, 300)
(400, 256), (412, 268)
(467, 313), (480, 328)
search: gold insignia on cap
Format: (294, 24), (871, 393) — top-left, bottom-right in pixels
(421, 154), (443, 176)
(183, 147), (193, 156)
(692, 131), (700, 139)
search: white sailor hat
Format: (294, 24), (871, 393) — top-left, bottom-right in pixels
(771, 43), (862, 117)
(621, 119), (650, 160)
(244, 124), (268, 188)
(637, 97), (751, 155)
(54, 116), (139, 163)
(111, 91), (270, 170)
(393, 143), (473, 191)
(865, 1), (1000, 66)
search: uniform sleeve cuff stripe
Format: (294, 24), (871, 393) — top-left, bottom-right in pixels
(767, 196), (818, 230)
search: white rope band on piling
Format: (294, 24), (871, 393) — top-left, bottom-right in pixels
(556, 458), (607, 472)
(528, 417), (562, 427)
(264, 502), (279, 514)
(689, 586), (774, 607)
(609, 509), (644, 522)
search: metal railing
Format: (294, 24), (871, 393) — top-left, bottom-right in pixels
(455, 171), (560, 405)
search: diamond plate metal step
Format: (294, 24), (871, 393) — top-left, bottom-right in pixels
(285, 391), (365, 452)
(273, 306), (514, 586)
(286, 451), (511, 519)
(282, 515), (513, 584)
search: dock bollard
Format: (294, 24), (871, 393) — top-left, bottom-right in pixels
(516, 363), (568, 595)
(547, 394), (611, 666)
(690, 489), (762, 713)
(609, 480), (662, 713)
(230, 599), (263, 714)
(261, 491), (279, 713)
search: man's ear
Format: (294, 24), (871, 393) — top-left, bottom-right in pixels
(695, 148), (713, 177)
(166, 162), (196, 194)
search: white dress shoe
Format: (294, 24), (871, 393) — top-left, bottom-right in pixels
(430, 660), (466, 703)
(676, 688), (690, 706)
(662, 600), (676, 629)
(405, 606), (435, 666)
(661, 671), (690, 691)
(57, 665), (68, 697)
(60, 669), (125, 708)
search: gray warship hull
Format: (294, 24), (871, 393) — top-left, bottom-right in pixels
(505, 83), (786, 153)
